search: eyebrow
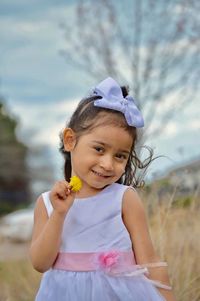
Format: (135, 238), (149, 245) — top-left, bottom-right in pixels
(91, 140), (130, 154)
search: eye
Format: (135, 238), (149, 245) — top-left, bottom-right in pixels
(94, 146), (104, 153)
(116, 153), (127, 160)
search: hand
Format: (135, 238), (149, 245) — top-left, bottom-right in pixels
(50, 180), (76, 215)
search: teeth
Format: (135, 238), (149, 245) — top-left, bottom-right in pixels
(93, 170), (104, 177)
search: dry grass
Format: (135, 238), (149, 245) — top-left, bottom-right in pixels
(0, 259), (41, 301)
(150, 207), (200, 300)
(143, 189), (200, 301)
(0, 192), (199, 301)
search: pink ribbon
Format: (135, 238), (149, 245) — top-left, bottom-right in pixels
(53, 250), (135, 273)
(52, 250), (172, 290)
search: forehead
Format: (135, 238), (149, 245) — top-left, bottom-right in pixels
(81, 125), (133, 149)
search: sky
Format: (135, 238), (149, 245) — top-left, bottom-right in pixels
(1, 0), (200, 184)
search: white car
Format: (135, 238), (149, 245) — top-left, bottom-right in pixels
(0, 206), (34, 242)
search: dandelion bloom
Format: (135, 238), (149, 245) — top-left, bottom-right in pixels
(69, 176), (82, 192)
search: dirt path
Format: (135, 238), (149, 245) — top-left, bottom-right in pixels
(0, 238), (30, 261)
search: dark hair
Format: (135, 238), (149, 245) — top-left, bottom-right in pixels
(59, 86), (154, 188)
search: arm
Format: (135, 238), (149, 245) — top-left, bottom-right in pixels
(29, 180), (75, 273)
(122, 188), (176, 301)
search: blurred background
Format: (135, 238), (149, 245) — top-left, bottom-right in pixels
(0, 1), (200, 300)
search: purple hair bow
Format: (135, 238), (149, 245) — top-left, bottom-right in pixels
(93, 77), (144, 128)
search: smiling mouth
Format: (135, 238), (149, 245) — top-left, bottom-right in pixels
(92, 170), (111, 178)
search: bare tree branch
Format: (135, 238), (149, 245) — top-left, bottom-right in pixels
(60, 0), (200, 139)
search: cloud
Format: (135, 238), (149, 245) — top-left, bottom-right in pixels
(0, 1), (85, 103)
(163, 122), (178, 137)
(1, 0), (200, 180)
(0, 1), (76, 19)
(7, 97), (80, 147)
(190, 120), (200, 130)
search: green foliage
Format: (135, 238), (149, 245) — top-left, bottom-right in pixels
(0, 99), (31, 216)
(158, 178), (171, 187)
(173, 196), (193, 208)
(0, 102), (18, 143)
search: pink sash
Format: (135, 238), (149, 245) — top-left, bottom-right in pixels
(52, 250), (172, 290)
(53, 250), (135, 272)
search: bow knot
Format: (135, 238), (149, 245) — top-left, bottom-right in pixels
(120, 98), (128, 106)
(93, 77), (144, 128)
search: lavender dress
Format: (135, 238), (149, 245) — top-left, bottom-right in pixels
(35, 183), (167, 301)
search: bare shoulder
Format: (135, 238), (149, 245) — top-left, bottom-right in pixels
(122, 187), (160, 263)
(122, 187), (147, 236)
(31, 195), (49, 244)
(122, 188), (146, 218)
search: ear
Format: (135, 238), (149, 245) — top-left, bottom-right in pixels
(63, 128), (76, 151)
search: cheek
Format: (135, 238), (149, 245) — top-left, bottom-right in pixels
(116, 162), (127, 174)
(72, 150), (95, 168)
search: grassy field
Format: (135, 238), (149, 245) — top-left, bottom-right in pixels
(0, 259), (41, 301)
(0, 193), (199, 301)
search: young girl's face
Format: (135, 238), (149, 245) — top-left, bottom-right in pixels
(70, 124), (133, 195)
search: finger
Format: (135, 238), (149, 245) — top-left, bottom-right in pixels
(54, 182), (68, 199)
(64, 190), (76, 204)
(58, 181), (75, 200)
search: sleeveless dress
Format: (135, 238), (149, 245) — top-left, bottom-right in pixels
(35, 183), (168, 301)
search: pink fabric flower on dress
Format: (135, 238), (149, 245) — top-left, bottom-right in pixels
(95, 250), (120, 272)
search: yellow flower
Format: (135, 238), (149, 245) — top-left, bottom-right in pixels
(69, 176), (82, 192)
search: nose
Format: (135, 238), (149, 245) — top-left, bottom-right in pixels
(99, 155), (114, 171)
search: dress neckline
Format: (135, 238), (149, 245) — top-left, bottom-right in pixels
(74, 183), (115, 201)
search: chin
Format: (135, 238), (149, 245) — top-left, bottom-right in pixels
(99, 182), (114, 189)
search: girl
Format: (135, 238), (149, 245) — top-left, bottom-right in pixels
(30, 77), (176, 301)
